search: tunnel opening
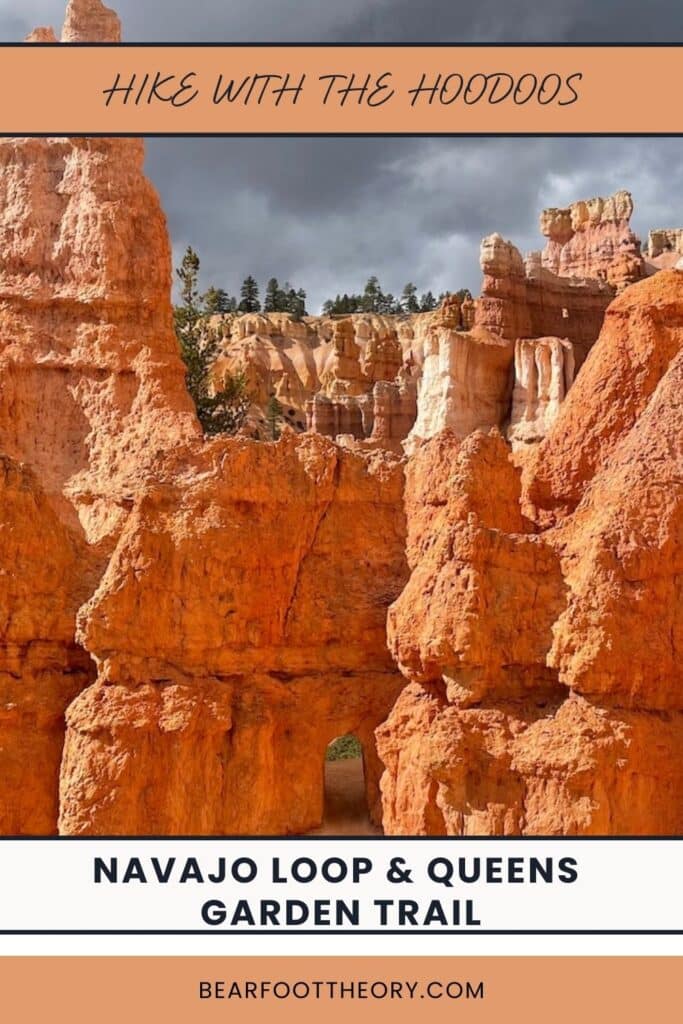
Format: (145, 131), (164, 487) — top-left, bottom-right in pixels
(315, 734), (380, 836)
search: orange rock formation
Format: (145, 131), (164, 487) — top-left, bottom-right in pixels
(540, 190), (644, 287)
(0, 457), (94, 833)
(3, 0), (407, 836)
(378, 271), (683, 835)
(62, 436), (407, 834)
(0, 134), (199, 545)
(62, 0), (121, 43)
(475, 233), (613, 367)
(2, 0), (682, 840)
(211, 194), (653, 455)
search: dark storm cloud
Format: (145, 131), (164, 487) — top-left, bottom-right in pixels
(146, 136), (683, 311)
(1, 1), (683, 310)
(4, 0), (683, 42)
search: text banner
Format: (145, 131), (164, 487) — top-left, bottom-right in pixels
(0, 45), (681, 135)
(1, 957), (682, 1022)
(0, 838), (680, 933)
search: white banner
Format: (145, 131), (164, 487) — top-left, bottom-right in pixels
(0, 838), (679, 934)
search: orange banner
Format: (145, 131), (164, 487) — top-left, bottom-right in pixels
(0, 957), (680, 1021)
(0, 44), (681, 135)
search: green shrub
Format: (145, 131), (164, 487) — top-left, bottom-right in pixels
(326, 735), (362, 762)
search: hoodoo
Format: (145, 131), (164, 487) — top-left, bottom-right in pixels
(1, 0), (682, 838)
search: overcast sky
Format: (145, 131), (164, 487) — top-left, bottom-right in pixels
(2, 0), (683, 311)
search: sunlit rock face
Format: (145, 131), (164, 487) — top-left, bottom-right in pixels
(648, 228), (683, 258)
(0, 1), (201, 835)
(3, 0), (683, 839)
(62, 435), (408, 835)
(508, 337), (575, 449)
(540, 190), (644, 288)
(61, 0), (121, 42)
(0, 133), (200, 546)
(475, 234), (614, 368)
(404, 326), (514, 455)
(379, 271), (683, 836)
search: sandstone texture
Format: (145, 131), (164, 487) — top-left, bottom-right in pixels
(508, 337), (574, 449)
(25, 27), (58, 42)
(540, 190), (644, 287)
(0, 118), (409, 835)
(211, 310), (428, 448)
(0, 0), (201, 836)
(62, 435), (407, 835)
(0, 135), (199, 546)
(61, 0), (121, 43)
(379, 270), (683, 835)
(0, 456), (94, 834)
(526, 271), (683, 520)
(475, 233), (613, 367)
(1, 0), (408, 834)
(647, 228), (683, 259)
(210, 192), (660, 458)
(404, 326), (514, 453)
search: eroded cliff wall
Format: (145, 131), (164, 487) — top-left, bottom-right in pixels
(0, 0), (409, 837)
(378, 271), (683, 836)
(0, 456), (94, 833)
(540, 189), (644, 287)
(0, 135), (199, 546)
(2, 0), (682, 840)
(62, 435), (407, 835)
(0, 0), (202, 835)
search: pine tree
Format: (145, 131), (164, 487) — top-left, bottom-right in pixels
(175, 246), (204, 406)
(361, 276), (383, 313)
(239, 275), (261, 313)
(174, 246), (250, 436)
(378, 291), (397, 315)
(202, 286), (235, 315)
(419, 290), (437, 312)
(286, 287), (307, 321)
(178, 247), (200, 307)
(323, 292), (361, 315)
(401, 282), (420, 314)
(266, 393), (283, 440)
(264, 277), (282, 313)
(207, 365), (251, 435)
